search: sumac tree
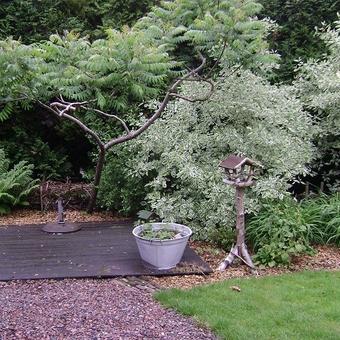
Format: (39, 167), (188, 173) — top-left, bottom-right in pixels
(0, 0), (276, 211)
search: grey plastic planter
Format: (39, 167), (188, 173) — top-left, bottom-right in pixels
(132, 223), (192, 270)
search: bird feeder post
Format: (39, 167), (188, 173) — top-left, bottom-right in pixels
(217, 155), (261, 272)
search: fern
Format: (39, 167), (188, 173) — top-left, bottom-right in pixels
(0, 149), (39, 215)
(0, 148), (10, 173)
(0, 102), (14, 122)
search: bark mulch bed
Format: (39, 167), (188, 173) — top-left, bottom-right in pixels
(149, 242), (340, 289)
(0, 209), (125, 226)
(0, 279), (216, 339)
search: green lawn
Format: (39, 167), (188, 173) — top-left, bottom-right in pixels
(155, 271), (340, 340)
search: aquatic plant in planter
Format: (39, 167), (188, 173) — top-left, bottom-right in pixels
(132, 223), (192, 270)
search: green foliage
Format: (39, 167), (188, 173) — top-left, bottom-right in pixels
(0, 0), (157, 181)
(294, 20), (340, 191)
(139, 224), (178, 240)
(302, 193), (340, 246)
(0, 0), (156, 43)
(0, 148), (10, 173)
(0, 30), (176, 128)
(0, 110), (76, 180)
(0, 102), (14, 122)
(208, 225), (235, 250)
(0, 149), (39, 215)
(127, 67), (315, 238)
(137, 0), (279, 70)
(0, 0), (278, 212)
(247, 198), (316, 267)
(259, 0), (339, 82)
(97, 150), (149, 215)
(248, 193), (340, 267)
(0, 0), (275, 119)
(0, 0), (85, 43)
(3, 136), (71, 180)
(82, 0), (158, 37)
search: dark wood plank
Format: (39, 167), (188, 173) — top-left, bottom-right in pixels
(0, 222), (212, 281)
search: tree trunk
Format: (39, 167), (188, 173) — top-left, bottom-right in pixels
(87, 148), (106, 213)
(218, 186), (256, 272)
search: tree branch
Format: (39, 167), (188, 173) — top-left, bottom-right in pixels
(205, 40), (228, 78)
(104, 53), (207, 149)
(81, 106), (130, 134)
(169, 92), (208, 102)
(169, 62), (215, 102)
(57, 96), (96, 106)
(50, 102), (77, 116)
(169, 75), (214, 102)
(37, 100), (105, 150)
(39, 52), (208, 156)
(0, 96), (29, 103)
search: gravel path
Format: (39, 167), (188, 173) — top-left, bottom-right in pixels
(0, 279), (216, 340)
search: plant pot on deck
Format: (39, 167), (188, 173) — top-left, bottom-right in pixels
(132, 222), (192, 270)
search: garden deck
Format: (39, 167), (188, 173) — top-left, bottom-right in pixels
(0, 221), (211, 281)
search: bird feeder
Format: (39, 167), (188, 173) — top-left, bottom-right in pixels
(218, 154), (261, 272)
(219, 154), (257, 186)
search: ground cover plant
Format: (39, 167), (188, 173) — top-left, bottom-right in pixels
(247, 193), (340, 267)
(299, 194), (340, 247)
(155, 271), (340, 340)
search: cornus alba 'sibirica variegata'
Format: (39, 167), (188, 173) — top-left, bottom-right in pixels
(293, 19), (340, 191)
(127, 68), (316, 238)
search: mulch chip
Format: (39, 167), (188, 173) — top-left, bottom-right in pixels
(148, 242), (340, 289)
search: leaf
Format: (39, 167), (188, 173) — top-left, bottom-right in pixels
(230, 285), (241, 292)
(137, 210), (153, 220)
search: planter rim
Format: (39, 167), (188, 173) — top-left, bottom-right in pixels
(132, 222), (192, 243)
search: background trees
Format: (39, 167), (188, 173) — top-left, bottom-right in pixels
(1, 0), (336, 187)
(258, 0), (339, 83)
(0, 0), (157, 43)
(294, 20), (340, 191)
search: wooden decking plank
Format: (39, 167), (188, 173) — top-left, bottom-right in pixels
(0, 222), (212, 281)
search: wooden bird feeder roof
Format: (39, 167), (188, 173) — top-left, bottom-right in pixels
(219, 155), (259, 170)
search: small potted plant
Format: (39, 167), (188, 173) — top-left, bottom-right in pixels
(132, 222), (192, 270)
